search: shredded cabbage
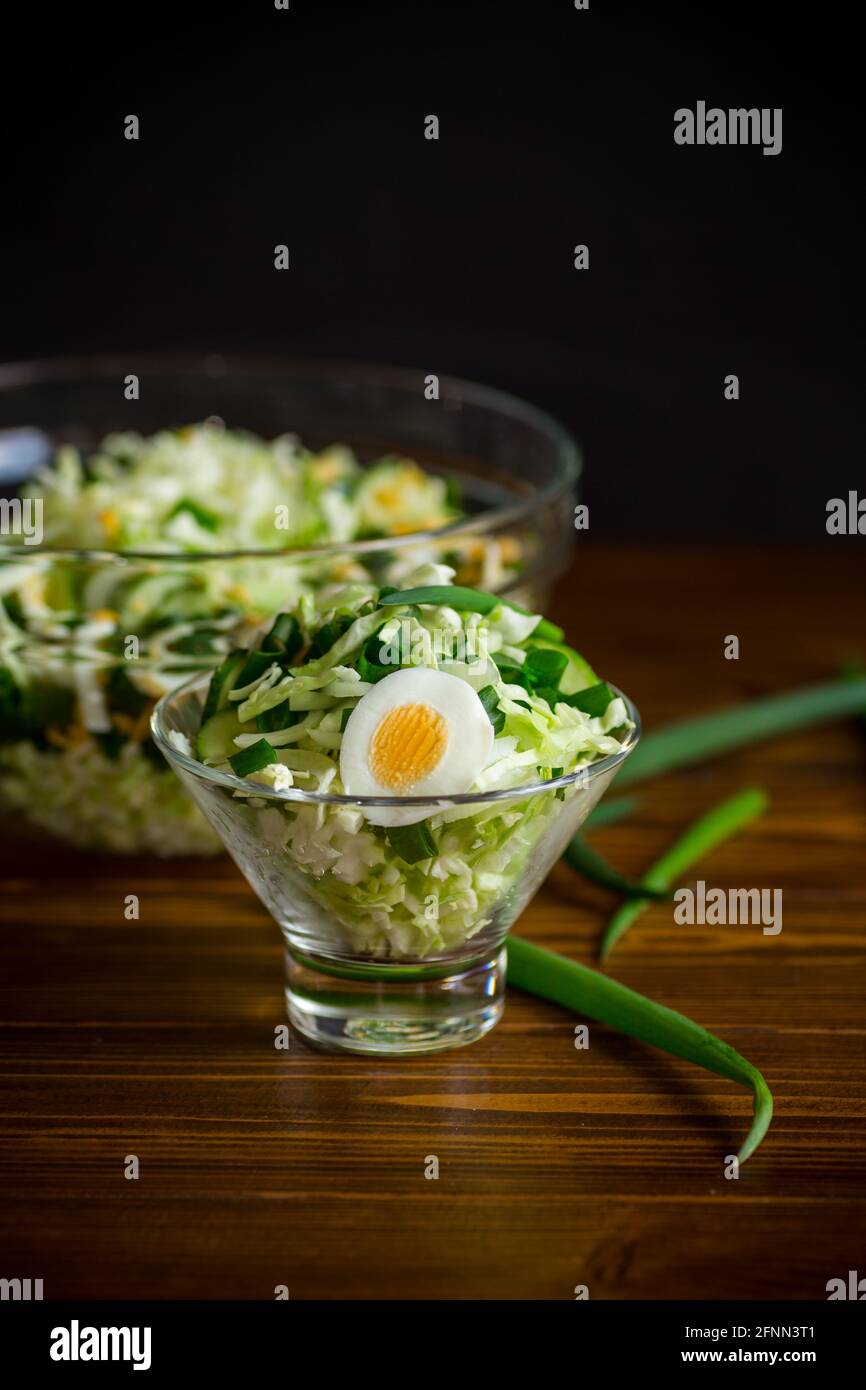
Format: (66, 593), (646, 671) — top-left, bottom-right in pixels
(0, 738), (221, 856)
(18, 428), (459, 551)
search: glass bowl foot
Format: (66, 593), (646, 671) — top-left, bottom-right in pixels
(284, 946), (506, 1055)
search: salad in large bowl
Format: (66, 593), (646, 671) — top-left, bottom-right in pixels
(0, 427), (465, 854)
(0, 358), (580, 854)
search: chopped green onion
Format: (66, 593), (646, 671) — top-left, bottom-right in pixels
(378, 585), (563, 641)
(385, 821), (438, 864)
(236, 650), (276, 687)
(564, 836), (671, 900)
(497, 652), (575, 704)
(599, 787), (768, 961)
(261, 612), (304, 659)
(310, 614), (355, 658)
(478, 684), (505, 734)
(228, 738), (279, 778)
(358, 625), (405, 683)
(168, 627), (222, 657)
(494, 657), (531, 690)
(523, 645), (568, 688)
(380, 584), (498, 611)
(255, 701), (299, 733)
(618, 677), (866, 786)
(583, 796), (639, 829)
(166, 497), (220, 531)
(506, 934), (773, 1164)
(562, 680), (614, 717)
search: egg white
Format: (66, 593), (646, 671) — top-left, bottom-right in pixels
(339, 667), (495, 826)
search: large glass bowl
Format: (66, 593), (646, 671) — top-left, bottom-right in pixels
(0, 357), (580, 855)
(153, 673), (639, 1054)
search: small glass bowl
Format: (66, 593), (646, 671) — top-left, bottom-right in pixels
(0, 356), (581, 855)
(152, 673), (639, 1054)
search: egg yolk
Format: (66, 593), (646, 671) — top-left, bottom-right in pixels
(369, 702), (448, 791)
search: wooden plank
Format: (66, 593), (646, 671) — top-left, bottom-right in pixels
(1, 543), (864, 1299)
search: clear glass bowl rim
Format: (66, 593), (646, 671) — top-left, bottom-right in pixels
(151, 671), (640, 810)
(0, 353), (581, 561)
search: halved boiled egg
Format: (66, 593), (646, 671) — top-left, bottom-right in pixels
(339, 667), (494, 826)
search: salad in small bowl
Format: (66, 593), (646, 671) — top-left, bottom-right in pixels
(153, 565), (639, 1053)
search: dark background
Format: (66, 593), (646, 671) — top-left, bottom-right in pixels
(1, 0), (861, 537)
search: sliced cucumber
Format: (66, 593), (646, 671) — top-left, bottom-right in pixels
(201, 650), (250, 722)
(195, 708), (243, 763)
(527, 637), (597, 694)
(229, 738), (279, 777)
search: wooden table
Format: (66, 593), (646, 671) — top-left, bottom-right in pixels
(2, 544), (864, 1300)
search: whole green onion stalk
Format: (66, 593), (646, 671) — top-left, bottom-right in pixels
(617, 677), (866, 786)
(506, 935), (773, 1164)
(583, 796), (639, 830)
(564, 677), (866, 899)
(564, 835), (671, 901)
(599, 787), (768, 960)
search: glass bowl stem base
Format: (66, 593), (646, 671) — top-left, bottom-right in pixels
(284, 945), (506, 1055)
